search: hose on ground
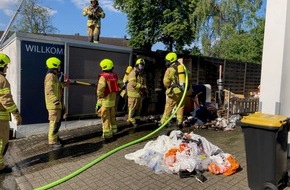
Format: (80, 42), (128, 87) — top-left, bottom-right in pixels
(34, 63), (189, 190)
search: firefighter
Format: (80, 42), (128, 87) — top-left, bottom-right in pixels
(96, 59), (119, 141)
(0, 53), (22, 173)
(82, 0), (105, 43)
(44, 57), (65, 149)
(160, 52), (185, 129)
(126, 58), (146, 127)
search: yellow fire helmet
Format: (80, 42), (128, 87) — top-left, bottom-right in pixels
(100, 59), (114, 71)
(135, 58), (145, 65)
(165, 52), (177, 63)
(135, 58), (145, 72)
(0, 53), (11, 68)
(46, 57), (61, 69)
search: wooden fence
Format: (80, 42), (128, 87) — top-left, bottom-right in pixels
(228, 97), (259, 115)
(190, 56), (261, 98)
(133, 50), (261, 114)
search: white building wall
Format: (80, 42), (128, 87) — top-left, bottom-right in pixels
(1, 38), (20, 131)
(260, 0), (290, 116)
(260, 0), (290, 156)
(280, 1), (290, 116)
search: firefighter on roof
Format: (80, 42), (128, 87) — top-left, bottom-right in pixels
(96, 59), (120, 141)
(160, 52), (185, 129)
(126, 58), (146, 127)
(82, 0), (105, 43)
(0, 53), (22, 174)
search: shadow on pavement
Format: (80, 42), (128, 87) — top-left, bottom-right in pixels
(15, 142), (103, 169)
(62, 131), (103, 145)
(14, 122), (159, 172)
(61, 122), (140, 145)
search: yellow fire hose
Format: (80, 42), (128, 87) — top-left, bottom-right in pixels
(69, 80), (96, 87)
(34, 64), (189, 190)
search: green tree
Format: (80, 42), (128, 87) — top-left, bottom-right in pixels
(194, 0), (264, 63)
(114, 0), (197, 52)
(115, 0), (265, 63)
(213, 18), (265, 63)
(12, 0), (58, 34)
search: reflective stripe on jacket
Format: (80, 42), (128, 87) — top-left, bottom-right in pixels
(126, 69), (144, 98)
(44, 72), (63, 110)
(0, 72), (18, 121)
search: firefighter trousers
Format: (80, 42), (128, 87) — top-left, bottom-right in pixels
(127, 97), (142, 124)
(48, 109), (62, 144)
(87, 25), (100, 42)
(98, 106), (117, 138)
(161, 93), (185, 125)
(0, 121), (9, 170)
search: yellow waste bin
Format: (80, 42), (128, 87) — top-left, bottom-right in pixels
(239, 112), (289, 190)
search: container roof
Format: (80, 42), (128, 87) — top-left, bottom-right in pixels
(0, 31), (129, 48)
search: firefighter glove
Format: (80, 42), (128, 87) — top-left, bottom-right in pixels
(88, 10), (93, 16)
(95, 12), (101, 18)
(96, 101), (102, 112)
(120, 89), (127, 98)
(12, 112), (22, 126)
(64, 79), (76, 87)
(170, 83), (184, 92)
(170, 83), (180, 89)
(69, 79), (76, 84)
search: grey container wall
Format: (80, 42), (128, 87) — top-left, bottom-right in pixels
(0, 32), (132, 136)
(65, 44), (132, 118)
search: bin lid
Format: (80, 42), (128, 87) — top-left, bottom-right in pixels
(240, 112), (288, 128)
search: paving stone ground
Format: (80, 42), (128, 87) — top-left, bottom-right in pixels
(1, 117), (290, 190)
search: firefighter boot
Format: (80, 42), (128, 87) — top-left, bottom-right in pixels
(89, 36), (94, 42)
(49, 122), (63, 149)
(94, 35), (100, 43)
(102, 131), (114, 144)
(0, 165), (12, 174)
(50, 141), (63, 150)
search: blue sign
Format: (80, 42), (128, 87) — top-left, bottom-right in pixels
(21, 40), (64, 124)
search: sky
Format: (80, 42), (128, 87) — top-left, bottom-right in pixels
(0, 0), (166, 50)
(0, 0), (267, 51)
(0, 0), (168, 50)
(0, 0), (131, 42)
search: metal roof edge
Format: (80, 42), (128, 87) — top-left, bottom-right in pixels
(2, 32), (132, 52)
(0, 32), (17, 50)
(65, 42), (132, 53)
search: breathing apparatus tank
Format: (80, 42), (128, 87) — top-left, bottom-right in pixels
(122, 65), (133, 84)
(177, 64), (185, 87)
(120, 65), (133, 98)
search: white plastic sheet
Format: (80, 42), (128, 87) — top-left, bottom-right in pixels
(125, 130), (229, 174)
